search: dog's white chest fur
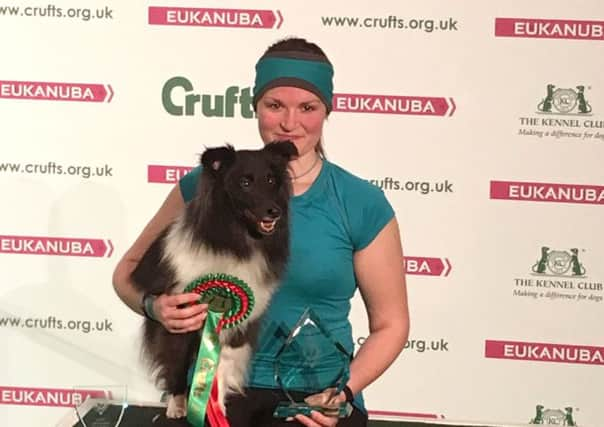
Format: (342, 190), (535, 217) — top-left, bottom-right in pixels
(162, 220), (277, 411)
(163, 222), (275, 319)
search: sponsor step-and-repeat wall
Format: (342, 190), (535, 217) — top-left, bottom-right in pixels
(1, 1), (602, 426)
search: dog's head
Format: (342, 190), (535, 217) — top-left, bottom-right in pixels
(200, 140), (298, 236)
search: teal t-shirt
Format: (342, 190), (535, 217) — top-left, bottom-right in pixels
(179, 159), (395, 412)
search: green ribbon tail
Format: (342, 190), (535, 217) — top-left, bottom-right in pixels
(186, 310), (222, 427)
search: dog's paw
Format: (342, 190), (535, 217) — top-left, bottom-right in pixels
(166, 394), (187, 418)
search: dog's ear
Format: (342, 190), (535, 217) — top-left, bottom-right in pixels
(200, 144), (236, 173)
(264, 140), (299, 162)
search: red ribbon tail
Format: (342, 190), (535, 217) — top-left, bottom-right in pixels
(206, 375), (230, 427)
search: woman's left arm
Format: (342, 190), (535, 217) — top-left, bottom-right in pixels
(294, 217), (409, 427)
(347, 216), (410, 395)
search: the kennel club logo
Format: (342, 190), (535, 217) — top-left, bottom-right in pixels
(528, 404), (578, 426)
(537, 84), (592, 115)
(532, 247), (585, 277)
(333, 93), (456, 116)
(517, 83), (603, 141)
(0, 235), (113, 257)
(0, 80), (113, 102)
(495, 17), (604, 41)
(512, 246), (603, 304)
(148, 7), (283, 29)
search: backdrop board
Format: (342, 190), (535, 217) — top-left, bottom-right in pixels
(0, 1), (602, 426)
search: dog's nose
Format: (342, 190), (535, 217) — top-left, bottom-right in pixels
(267, 206), (281, 219)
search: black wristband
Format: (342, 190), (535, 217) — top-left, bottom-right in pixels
(342, 385), (354, 403)
(141, 293), (157, 321)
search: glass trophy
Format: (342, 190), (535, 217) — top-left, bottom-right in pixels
(72, 385), (128, 427)
(273, 308), (353, 419)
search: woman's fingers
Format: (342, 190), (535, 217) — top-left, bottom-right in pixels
(165, 292), (204, 308)
(154, 292), (208, 333)
(168, 301), (208, 319)
(294, 411), (339, 427)
(164, 310), (207, 332)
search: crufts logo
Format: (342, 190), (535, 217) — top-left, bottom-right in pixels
(162, 78), (254, 118)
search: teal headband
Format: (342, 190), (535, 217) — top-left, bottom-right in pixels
(253, 56), (334, 112)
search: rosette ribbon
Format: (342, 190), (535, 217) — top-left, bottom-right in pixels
(183, 273), (255, 427)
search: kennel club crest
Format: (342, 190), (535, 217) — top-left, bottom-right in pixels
(531, 247), (586, 277)
(529, 404), (578, 425)
(536, 84), (592, 115)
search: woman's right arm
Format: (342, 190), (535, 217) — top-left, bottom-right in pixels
(111, 184), (207, 333)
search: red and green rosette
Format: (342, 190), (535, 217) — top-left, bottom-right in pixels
(183, 273), (255, 427)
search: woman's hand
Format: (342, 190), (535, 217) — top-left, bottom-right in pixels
(294, 411), (340, 427)
(152, 292), (208, 333)
(292, 388), (346, 427)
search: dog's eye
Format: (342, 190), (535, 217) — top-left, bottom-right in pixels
(240, 177), (251, 188)
(267, 175), (276, 185)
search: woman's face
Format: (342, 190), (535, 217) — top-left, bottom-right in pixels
(256, 86), (327, 159)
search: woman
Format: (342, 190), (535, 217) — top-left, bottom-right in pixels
(112, 37), (409, 427)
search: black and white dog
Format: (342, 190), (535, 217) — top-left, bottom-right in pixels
(131, 141), (298, 418)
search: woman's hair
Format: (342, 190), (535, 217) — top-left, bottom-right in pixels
(256, 37), (333, 158)
(262, 37), (331, 63)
